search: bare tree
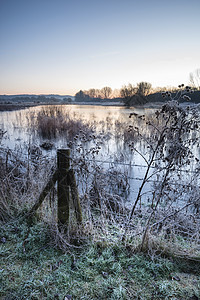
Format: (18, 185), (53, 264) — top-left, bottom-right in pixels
(120, 84), (136, 104)
(88, 89), (97, 98)
(137, 82), (152, 96)
(101, 87), (112, 99)
(189, 68), (200, 90)
(111, 89), (121, 98)
(120, 82), (152, 106)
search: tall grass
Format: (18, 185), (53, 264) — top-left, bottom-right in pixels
(0, 138), (199, 255)
(30, 105), (94, 140)
(0, 145), (56, 222)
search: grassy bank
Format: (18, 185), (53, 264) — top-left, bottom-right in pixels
(0, 221), (200, 300)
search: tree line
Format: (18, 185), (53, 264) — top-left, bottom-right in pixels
(75, 86), (114, 102)
(75, 82), (153, 105)
(75, 68), (200, 106)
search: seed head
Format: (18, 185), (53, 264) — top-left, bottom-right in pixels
(182, 95), (191, 101)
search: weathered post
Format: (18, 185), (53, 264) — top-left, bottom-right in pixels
(26, 148), (82, 229)
(57, 149), (70, 226)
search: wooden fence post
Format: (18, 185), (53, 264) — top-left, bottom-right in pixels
(26, 148), (82, 229)
(57, 149), (70, 226)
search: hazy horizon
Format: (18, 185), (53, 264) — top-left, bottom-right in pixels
(1, 0), (200, 95)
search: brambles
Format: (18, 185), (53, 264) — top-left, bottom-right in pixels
(123, 85), (200, 250)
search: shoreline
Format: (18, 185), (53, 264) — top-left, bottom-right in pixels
(0, 100), (198, 112)
(0, 101), (124, 111)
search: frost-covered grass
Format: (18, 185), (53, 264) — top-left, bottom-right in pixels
(0, 221), (200, 300)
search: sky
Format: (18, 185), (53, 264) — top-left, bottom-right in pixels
(0, 0), (200, 96)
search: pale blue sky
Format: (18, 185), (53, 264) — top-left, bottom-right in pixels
(0, 0), (200, 95)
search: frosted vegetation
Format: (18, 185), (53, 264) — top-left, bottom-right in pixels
(0, 85), (199, 251)
(0, 85), (200, 299)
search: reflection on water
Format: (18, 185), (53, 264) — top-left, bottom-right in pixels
(0, 104), (155, 156)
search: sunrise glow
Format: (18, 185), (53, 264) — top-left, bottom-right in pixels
(0, 0), (200, 95)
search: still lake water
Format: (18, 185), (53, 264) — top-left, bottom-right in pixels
(0, 104), (155, 157)
(0, 104), (198, 204)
